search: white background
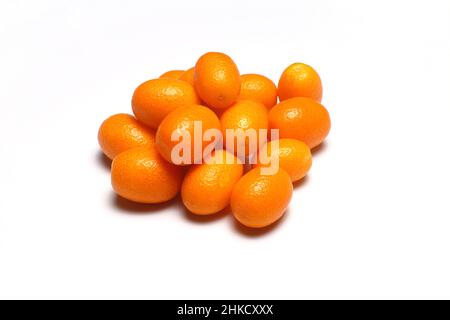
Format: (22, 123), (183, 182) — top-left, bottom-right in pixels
(1, 0), (449, 299)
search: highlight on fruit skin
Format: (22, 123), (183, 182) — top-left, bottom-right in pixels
(131, 78), (200, 129)
(111, 146), (184, 204)
(278, 62), (323, 102)
(181, 150), (244, 215)
(268, 97), (330, 149)
(194, 52), (241, 109)
(98, 113), (156, 160)
(230, 167), (293, 228)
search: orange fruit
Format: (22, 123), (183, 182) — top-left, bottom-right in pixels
(268, 97), (330, 149)
(159, 70), (185, 79)
(179, 67), (195, 86)
(231, 167), (293, 228)
(278, 63), (323, 102)
(111, 147), (184, 203)
(239, 74), (277, 108)
(220, 100), (268, 158)
(254, 138), (312, 182)
(194, 52), (240, 109)
(132, 78), (200, 129)
(156, 105), (221, 165)
(98, 113), (156, 160)
(181, 150), (243, 215)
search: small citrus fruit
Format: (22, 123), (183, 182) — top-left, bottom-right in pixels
(194, 52), (240, 109)
(181, 150), (243, 215)
(231, 167), (293, 228)
(254, 138), (312, 182)
(98, 113), (155, 160)
(220, 100), (268, 157)
(278, 63), (322, 102)
(132, 78), (200, 129)
(268, 97), (330, 149)
(156, 105), (221, 165)
(111, 147), (184, 203)
(239, 74), (277, 108)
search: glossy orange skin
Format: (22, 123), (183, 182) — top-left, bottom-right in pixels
(179, 67), (195, 86)
(98, 113), (156, 160)
(181, 150), (243, 215)
(231, 167), (293, 228)
(132, 78), (200, 129)
(254, 138), (312, 182)
(156, 105), (222, 165)
(268, 97), (330, 149)
(220, 100), (268, 157)
(278, 63), (323, 102)
(111, 147), (184, 203)
(239, 74), (277, 109)
(194, 52), (241, 109)
(159, 70), (185, 79)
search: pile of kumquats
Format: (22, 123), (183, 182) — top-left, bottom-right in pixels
(98, 52), (330, 229)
